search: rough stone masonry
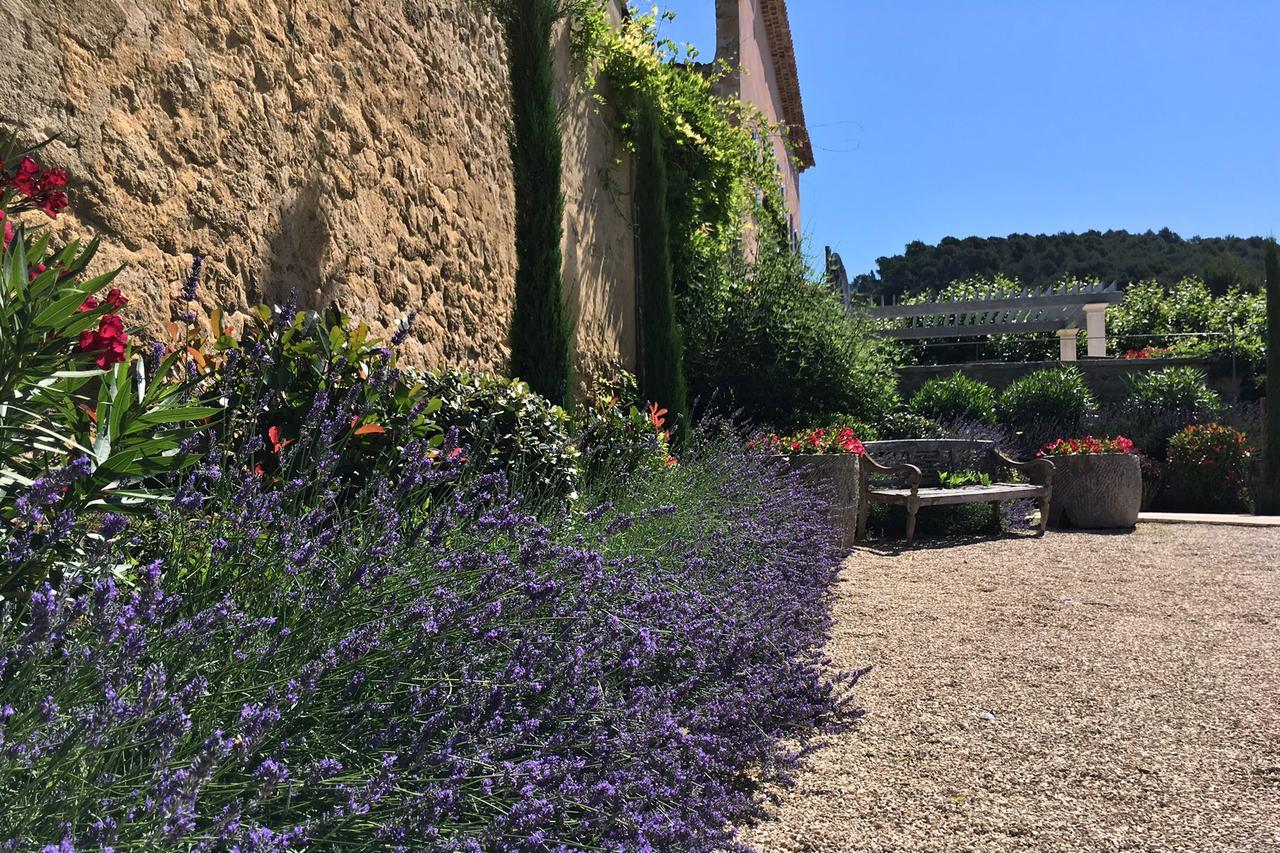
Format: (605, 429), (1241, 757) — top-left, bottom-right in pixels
(0, 0), (637, 380)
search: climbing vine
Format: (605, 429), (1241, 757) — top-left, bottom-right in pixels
(571, 3), (791, 291)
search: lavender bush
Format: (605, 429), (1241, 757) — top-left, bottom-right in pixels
(1, 405), (853, 850)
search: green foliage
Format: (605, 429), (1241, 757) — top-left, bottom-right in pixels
(937, 470), (993, 488)
(502, 0), (573, 404)
(1126, 366), (1222, 429)
(416, 368), (581, 503)
(908, 373), (997, 425)
(633, 97), (689, 441)
(857, 229), (1271, 301)
(1108, 277), (1266, 385)
(1165, 422), (1253, 512)
(574, 3), (788, 291)
(873, 409), (945, 440)
(1263, 240), (1280, 514)
(682, 247), (900, 429)
(998, 366), (1097, 432)
(574, 370), (671, 490)
(0, 140), (211, 596)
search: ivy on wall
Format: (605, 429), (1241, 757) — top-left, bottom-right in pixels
(499, 0), (574, 405)
(572, 4), (790, 293)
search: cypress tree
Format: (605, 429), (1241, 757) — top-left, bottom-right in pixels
(502, 0), (573, 404)
(633, 99), (689, 443)
(1261, 239), (1280, 514)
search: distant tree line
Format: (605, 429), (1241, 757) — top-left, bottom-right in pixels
(853, 229), (1271, 302)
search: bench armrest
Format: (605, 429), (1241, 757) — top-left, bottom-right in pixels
(861, 456), (923, 489)
(994, 450), (1054, 487)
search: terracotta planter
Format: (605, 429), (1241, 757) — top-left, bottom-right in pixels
(786, 454), (861, 546)
(1047, 453), (1142, 529)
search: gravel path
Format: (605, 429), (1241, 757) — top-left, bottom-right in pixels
(741, 526), (1280, 852)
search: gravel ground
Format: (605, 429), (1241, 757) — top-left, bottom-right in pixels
(740, 525), (1280, 852)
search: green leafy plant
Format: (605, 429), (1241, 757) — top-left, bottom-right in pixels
(682, 247), (900, 428)
(998, 366), (1097, 432)
(574, 370), (673, 490)
(908, 373), (997, 424)
(501, 0), (573, 404)
(874, 409), (945, 440)
(1165, 422), (1253, 512)
(937, 469), (992, 488)
(0, 139), (213, 597)
(1120, 366), (1223, 456)
(634, 96), (689, 441)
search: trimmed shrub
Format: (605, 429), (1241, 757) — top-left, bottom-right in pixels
(634, 97), (689, 441)
(998, 366), (1097, 432)
(908, 373), (997, 425)
(415, 367), (581, 503)
(503, 0), (573, 404)
(875, 409), (945, 440)
(1164, 422), (1253, 512)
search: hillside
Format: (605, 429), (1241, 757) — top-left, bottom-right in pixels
(852, 229), (1270, 301)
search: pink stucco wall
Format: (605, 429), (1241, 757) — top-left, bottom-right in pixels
(723, 0), (803, 245)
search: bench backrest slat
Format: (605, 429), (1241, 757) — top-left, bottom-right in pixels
(863, 439), (997, 482)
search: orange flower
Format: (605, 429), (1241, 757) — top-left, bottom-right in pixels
(267, 425), (293, 454)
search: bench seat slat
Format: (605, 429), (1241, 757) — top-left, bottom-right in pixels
(868, 483), (1047, 507)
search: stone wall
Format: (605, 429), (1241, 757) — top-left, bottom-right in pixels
(0, 0), (637, 382)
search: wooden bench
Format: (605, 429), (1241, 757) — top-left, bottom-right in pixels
(856, 439), (1054, 543)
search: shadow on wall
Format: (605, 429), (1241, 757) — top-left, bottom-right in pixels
(260, 180), (334, 311)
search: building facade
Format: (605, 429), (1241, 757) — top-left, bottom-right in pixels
(713, 0), (814, 248)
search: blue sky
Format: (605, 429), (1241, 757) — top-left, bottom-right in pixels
(654, 1), (1280, 278)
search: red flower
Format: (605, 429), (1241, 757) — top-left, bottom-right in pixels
(40, 191), (68, 218)
(12, 157), (39, 194)
(103, 287), (127, 309)
(267, 425), (293, 454)
(77, 296), (101, 313)
(76, 314), (128, 369)
(0, 210), (11, 245)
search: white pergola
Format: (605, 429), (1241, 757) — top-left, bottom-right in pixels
(866, 282), (1125, 361)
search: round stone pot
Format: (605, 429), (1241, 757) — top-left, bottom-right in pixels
(1047, 452), (1142, 529)
(786, 454), (861, 547)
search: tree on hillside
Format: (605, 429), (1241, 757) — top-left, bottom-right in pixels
(853, 230), (1270, 302)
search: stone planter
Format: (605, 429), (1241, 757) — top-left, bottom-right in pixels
(786, 454), (861, 546)
(1047, 453), (1142, 529)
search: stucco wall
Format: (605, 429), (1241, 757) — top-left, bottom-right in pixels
(556, 7), (638, 386)
(0, 0), (636, 382)
(715, 0), (802, 242)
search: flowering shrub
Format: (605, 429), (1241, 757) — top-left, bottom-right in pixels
(1164, 423), (1253, 512)
(1120, 346), (1174, 359)
(756, 426), (866, 456)
(0, 137), (213, 597)
(575, 370), (673, 489)
(0, 424), (852, 850)
(1038, 435), (1136, 456)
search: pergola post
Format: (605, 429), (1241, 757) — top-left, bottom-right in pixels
(1057, 328), (1078, 362)
(1083, 303), (1108, 357)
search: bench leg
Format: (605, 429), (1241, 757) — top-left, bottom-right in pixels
(1037, 495), (1050, 534)
(856, 497), (870, 541)
(905, 503), (918, 543)
(990, 500), (1002, 534)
